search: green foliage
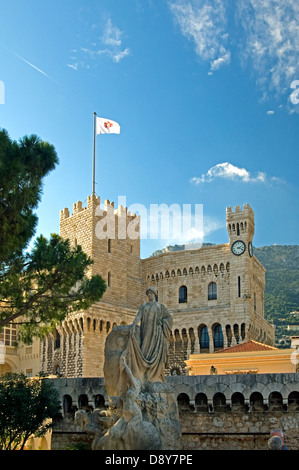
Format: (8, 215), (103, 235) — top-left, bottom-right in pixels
(254, 245), (299, 346)
(254, 245), (299, 323)
(0, 128), (106, 342)
(0, 129), (58, 262)
(0, 234), (106, 343)
(0, 372), (61, 450)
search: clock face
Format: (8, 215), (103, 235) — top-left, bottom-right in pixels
(248, 241), (253, 257)
(231, 240), (246, 256)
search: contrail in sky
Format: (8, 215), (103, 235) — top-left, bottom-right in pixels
(12, 50), (49, 77)
(0, 43), (50, 79)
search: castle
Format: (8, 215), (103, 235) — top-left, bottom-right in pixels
(40, 195), (275, 378)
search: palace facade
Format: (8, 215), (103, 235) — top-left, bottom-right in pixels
(38, 195), (275, 377)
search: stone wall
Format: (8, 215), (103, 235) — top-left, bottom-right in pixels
(49, 373), (299, 451)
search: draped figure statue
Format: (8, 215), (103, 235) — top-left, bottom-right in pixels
(76, 287), (181, 450)
(121, 286), (172, 384)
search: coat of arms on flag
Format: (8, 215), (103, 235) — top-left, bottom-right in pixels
(96, 117), (120, 135)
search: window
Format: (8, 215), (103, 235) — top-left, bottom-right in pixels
(213, 324), (223, 348)
(200, 326), (209, 349)
(0, 324), (17, 346)
(63, 395), (73, 415)
(208, 282), (217, 300)
(54, 329), (60, 349)
(108, 272), (111, 287)
(179, 285), (187, 303)
(108, 239), (111, 253)
(95, 394), (105, 409)
(238, 276), (241, 297)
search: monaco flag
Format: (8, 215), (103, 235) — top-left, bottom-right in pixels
(96, 117), (120, 135)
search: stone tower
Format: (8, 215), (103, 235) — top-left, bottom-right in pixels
(226, 204), (269, 344)
(40, 195), (143, 378)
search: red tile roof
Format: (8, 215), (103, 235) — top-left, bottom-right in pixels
(215, 340), (278, 354)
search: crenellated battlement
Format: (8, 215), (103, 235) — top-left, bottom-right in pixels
(60, 195), (139, 221)
(226, 203), (254, 216)
(226, 204), (255, 242)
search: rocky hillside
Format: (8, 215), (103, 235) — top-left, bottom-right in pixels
(254, 245), (299, 347)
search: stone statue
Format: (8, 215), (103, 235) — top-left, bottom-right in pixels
(76, 288), (181, 450)
(99, 355), (162, 450)
(75, 403), (119, 450)
(122, 286), (173, 384)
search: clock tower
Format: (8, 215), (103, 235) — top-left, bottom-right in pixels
(226, 203), (255, 257)
(225, 204), (267, 344)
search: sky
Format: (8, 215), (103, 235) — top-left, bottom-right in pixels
(0, 0), (298, 259)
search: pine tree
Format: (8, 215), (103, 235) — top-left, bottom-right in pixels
(0, 129), (106, 342)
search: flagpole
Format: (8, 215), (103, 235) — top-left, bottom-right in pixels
(92, 111), (96, 196)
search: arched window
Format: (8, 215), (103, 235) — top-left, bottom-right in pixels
(95, 394), (105, 409)
(54, 329), (60, 349)
(78, 394), (89, 410)
(213, 393), (226, 411)
(177, 393), (190, 410)
(231, 392), (245, 411)
(226, 324), (232, 347)
(179, 285), (187, 303)
(200, 326), (209, 350)
(195, 393), (208, 412)
(250, 392), (264, 411)
(213, 324), (223, 349)
(269, 392), (283, 411)
(208, 282), (217, 300)
(288, 391), (299, 411)
(63, 395), (73, 415)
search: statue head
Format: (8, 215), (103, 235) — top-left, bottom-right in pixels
(146, 286), (158, 301)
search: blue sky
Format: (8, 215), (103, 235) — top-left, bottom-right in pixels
(0, 0), (298, 258)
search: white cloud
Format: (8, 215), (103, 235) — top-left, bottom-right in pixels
(210, 49), (231, 71)
(236, 0), (299, 97)
(111, 47), (130, 63)
(102, 18), (123, 48)
(67, 17), (130, 70)
(190, 162), (282, 184)
(67, 63), (78, 71)
(169, 0), (299, 105)
(169, 0), (230, 73)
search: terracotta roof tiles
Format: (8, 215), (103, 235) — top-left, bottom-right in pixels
(215, 340), (277, 354)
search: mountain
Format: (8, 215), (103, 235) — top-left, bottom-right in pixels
(151, 242), (215, 257)
(253, 245), (299, 347)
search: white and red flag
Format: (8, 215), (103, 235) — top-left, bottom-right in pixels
(96, 117), (120, 135)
